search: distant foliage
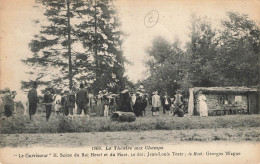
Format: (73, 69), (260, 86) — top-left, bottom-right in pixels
(143, 36), (189, 96)
(144, 12), (260, 95)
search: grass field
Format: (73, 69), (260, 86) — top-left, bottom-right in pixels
(0, 107), (259, 134)
(0, 107), (259, 147)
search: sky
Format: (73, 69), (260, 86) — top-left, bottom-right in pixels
(0, 0), (260, 91)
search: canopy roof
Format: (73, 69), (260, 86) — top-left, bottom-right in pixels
(191, 86), (258, 94)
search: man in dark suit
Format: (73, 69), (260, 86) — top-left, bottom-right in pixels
(43, 89), (53, 122)
(76, 83), (89, 116)
(67, 91), (75, 116)
(27, 82), (38, 121)
(161, 92), (171, 115)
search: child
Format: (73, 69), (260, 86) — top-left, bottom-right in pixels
(54, 100), (61, 115)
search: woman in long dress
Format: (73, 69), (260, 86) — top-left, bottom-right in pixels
(198, 91), (208, 117)
(96, 91), (103, 117)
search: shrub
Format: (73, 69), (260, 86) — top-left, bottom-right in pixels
(56, 116), (74, 133)
(155, 119), (169, 130)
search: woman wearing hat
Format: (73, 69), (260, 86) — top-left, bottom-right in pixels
(3, 88), (14, 118)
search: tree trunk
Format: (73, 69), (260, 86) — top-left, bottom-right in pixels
(67, 0), (73, 90)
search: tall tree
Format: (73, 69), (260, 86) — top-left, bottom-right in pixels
(185, 14), (218, 88)
(144, 36), (188, 96)
(23, 0), (87, 92)
(22, 0), (127, 93)
(75, 0), (127, 93)
(215, 12), (260, 86)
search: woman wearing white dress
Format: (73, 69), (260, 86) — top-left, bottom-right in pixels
(198, 91), (208, 117)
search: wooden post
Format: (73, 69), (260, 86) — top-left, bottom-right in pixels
(246, 93), (250, 114)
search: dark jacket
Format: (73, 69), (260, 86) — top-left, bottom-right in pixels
(61, 96), (67, 107)
(43, 94), (53, 105)
(3, 94), (14, 107)
(67, 93), (75, 107)
(76, 89), (89, 104)
(102, 95), (109, 105)
(118, 92), (133, 112)
(162, 96), (171, 106)
(28, 88), (38, 103)
(141, 96), (148, 109)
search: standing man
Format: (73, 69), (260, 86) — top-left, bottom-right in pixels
(27, 82), (38, 121)
(76, 83), (89, 117)
(162, 92), (171, 115)
(67, 90), (75, 116)
(152, 91), (161, 116)
(141, 93), (148, 117)
(43, 89), (53, 122)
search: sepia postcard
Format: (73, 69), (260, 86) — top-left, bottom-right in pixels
(0, 0), (260, 163)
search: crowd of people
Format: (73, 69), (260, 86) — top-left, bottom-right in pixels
(0, 82), (189, 122)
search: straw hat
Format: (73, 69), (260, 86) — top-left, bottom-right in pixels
(121, 89), (128, 93)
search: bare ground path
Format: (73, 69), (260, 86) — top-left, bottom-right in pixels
(1, 127), (259, 147)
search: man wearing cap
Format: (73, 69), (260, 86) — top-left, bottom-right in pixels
(76, 83), (89, 116)
(3, 88), (14, 118)
(27, 82), (38, 121)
